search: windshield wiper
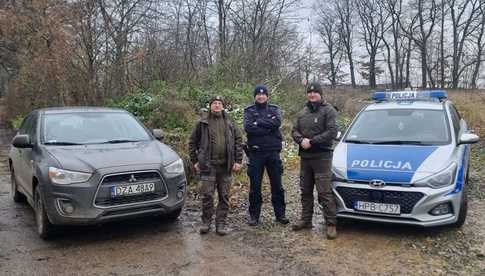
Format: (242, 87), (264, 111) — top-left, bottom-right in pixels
(344, 139), (374, 144)
(372, 140), (425, 145)
(44, 141), (84, 146)
(101, 139), (141, 144)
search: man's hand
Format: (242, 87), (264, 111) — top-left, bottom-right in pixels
(232, 163), (242, 172)
(194, 162), (200, 172)
(301, 138), (312, 149)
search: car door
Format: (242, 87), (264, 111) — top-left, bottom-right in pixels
(16, 113), (37, 198)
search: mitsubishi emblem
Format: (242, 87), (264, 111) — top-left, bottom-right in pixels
(129, 174), (137, 183)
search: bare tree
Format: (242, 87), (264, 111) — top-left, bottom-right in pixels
(357, 0), (390, 88)
(470, 0), (485, 88)
(316, 1), (342, 87)
(448, 0), (481, 88)
(335, 0), (356, 88)
(97, 0), (155, 97)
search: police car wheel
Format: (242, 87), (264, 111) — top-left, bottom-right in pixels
(451, 170), (469, 228)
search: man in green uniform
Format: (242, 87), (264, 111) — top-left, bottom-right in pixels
(189, 96), (243, 235)
(291, 83), (338, 239)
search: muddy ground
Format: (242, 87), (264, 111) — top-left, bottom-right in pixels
(0, 107), (484, 275)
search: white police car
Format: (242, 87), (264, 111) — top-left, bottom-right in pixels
(332, 90), (479, 227)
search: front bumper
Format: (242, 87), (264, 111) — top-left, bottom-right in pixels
(42, 165), (187, 225)
(333, 181), (463, 227)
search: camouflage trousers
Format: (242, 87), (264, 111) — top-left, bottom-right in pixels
(199, 165), (232, 225)
(299, 158), (337, 225)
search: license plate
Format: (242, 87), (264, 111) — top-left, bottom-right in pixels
(354, 201), (401, 215)
(111, 183), (155, 197)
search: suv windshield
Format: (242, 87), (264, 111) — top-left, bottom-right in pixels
(344, 109), (450, 145)
(42, 112), (151, 145)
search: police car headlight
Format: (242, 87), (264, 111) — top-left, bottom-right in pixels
(332, 167), (347, 181)
(414, 162), (457, 189)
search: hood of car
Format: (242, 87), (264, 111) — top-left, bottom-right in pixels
(333, 143), (455, 184)
(46, 141), (179, 172)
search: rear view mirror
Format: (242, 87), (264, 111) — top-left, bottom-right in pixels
(335, 131), (342, 141)
(12, 134), (32, 148)
(152, 129), (164, 141)
(459, 133), (479, 145)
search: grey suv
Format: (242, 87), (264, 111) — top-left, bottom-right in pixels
(8, 107), (186, 239)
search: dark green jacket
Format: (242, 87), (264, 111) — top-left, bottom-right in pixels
(189, 111), (243, 173)
(292, 101), (338, 159)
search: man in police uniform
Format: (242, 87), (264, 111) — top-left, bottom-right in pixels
(291, 82), (338, 239)
(189, 95), (243, 235)
(243, 84), (289, 226)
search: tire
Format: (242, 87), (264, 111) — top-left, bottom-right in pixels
(34, 186), (55, 239)
(10, 168), (26, 203)
(451, 169), (468, 228)
(162, 207), (182, 221)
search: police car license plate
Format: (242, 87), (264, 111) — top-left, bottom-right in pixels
(354, 201), (401, 215)
(111, 183), (155, 197)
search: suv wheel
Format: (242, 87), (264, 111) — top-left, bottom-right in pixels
(162, 207), (182, 221)
(10, 168), (26, 203)
(34, 186), (55, 239)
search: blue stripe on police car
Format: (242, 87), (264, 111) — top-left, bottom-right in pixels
(346, 144), (438, 183)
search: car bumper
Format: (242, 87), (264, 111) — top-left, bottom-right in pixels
(333, 182), (463, 227)
(42, 165), (187, 225)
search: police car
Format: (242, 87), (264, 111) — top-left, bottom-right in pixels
(332, 90), (479, 227)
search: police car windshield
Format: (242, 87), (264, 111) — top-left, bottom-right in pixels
(344, 109), (450, 145)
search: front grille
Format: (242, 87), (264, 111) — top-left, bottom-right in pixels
(96, 193), (164, 206)
(336, 187), (424, 214)
(94, 171), (167, 207)
(102, 172), (161, 185)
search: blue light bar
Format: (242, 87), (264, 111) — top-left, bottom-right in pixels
(372, 90), (448, 102)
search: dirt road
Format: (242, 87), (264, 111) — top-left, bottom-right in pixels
(0, 114), (484, 275)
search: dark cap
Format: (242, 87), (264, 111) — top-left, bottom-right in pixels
(306, 82), (322, 95)
(254, 84), (268, 97)
(209, 95), (225, 106)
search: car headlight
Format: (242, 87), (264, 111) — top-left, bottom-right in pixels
(414, 162), (457, 189)
(332, 167), (347, 181)
(48, 167), (92, 185)
(164, 158), (185, 177)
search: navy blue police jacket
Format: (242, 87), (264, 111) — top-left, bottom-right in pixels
(243, 102), (283, 152)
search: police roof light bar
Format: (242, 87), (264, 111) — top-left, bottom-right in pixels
(372, 90), (448, 102)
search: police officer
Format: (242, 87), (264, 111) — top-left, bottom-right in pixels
(291, 82), (338, 239)
(244, 84), (289, 226)
(189, 95), (243, 235)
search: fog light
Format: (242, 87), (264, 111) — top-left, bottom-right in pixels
(430, 202), (451, 216)
(57, 199), (75, 214)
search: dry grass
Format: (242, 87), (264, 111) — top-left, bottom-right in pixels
(447, 89), (485, 137)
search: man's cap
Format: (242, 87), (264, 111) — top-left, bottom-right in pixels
(209, 95), (225, 106)
(254, 84), (268, 97)
(306, 82), (322, 95)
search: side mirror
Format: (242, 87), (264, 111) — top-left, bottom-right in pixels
(335, 131), (342, 141)
(12, 134), (32, 148)
(152, 129), (164, 141)
(459, 133), (479, 145)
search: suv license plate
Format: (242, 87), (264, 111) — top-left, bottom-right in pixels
(354, 201), (401, 215)
(111, 183), (155, 197)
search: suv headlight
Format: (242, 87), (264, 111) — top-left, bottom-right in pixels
(414, 162), (457, 189)
(164, 158), (185, 177)
(48, 167), (92, 185)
